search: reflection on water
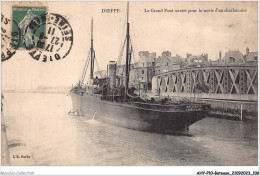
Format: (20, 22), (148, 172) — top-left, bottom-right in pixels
(3, 93), (258, 166)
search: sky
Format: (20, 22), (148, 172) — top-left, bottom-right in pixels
(2, 1), (258, 89)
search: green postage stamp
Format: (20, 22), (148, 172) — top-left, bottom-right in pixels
(12, 6), (47, 49)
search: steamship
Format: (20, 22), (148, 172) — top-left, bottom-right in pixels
(70, 3), (210, 134)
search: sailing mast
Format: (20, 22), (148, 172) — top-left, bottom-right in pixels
(125, 2), (130, 97)
(90, 17), (94, 80)
(79, 18), (94, 87)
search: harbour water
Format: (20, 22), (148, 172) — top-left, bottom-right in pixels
(2, 93), (258, 166)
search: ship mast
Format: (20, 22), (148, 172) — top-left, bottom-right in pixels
(90, 17), (94, 80)
(79, 18), (94, 86)
(125, 2), (130, 97)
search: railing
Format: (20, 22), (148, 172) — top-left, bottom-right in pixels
(155, 65), (258, 100)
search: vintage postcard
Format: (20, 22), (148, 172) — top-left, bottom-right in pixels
(1, 0), (258, 175)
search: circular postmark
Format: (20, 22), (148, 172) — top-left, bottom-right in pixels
(1, 14), (21, 62)
(24, 13), (73, 62)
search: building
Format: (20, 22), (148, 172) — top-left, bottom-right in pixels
(133, 51), (156, 91)
(107, 51), (157, 91)
(116, 63), (135, 87)
(155, 51), (181, 74)
(222, 50), (245, 64)
(214, 47), (258, 66)
(94, 47), (257, 100)
(185, 53), (209, 68)
(244, 47), (258, 64)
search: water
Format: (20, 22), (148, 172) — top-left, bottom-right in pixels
(2, 93), (258, 166)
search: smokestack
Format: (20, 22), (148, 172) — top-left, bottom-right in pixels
(246, 47), (249, 55)
(219, 51), (222, 60)
(108, 61), (117, 89)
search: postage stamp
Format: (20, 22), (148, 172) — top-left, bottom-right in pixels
(1, 13), (21, 62)
(12, 6), (47, 50)
(10, 5), (73, 62)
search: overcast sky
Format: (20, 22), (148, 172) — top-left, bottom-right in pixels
(2, 1), (258, 89)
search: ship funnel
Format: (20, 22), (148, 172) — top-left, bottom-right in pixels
(108, 61), (117, 89)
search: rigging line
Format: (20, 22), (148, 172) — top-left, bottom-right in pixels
(81, 57), (90, 85)
(84, 59), (92, 85)
(129, 38), (137, 63)
(117, 38), (127, 65)
(94, 51), (100, 72)
(129, 20), (141, 64)
(117, 11), (127, 64)
(79, 49), (91, 83)
(131, 36), (149, 64)
(164, 54), (173, 62)
(80, 50), (91, 85)
(117, 38), (125, 64)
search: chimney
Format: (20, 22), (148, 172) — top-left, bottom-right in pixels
(246, 47), (249, 55)
(204, 53), (208, 61)
(219, 51), (222, 60)
(108, 61), (117, 89)
(162, 51), (171, 58)
(186, 53), (191, 59)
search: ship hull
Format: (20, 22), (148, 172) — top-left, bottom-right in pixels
(70, 92), (209, 134)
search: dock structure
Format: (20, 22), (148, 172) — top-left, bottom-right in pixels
(154, 64), (258, 120)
